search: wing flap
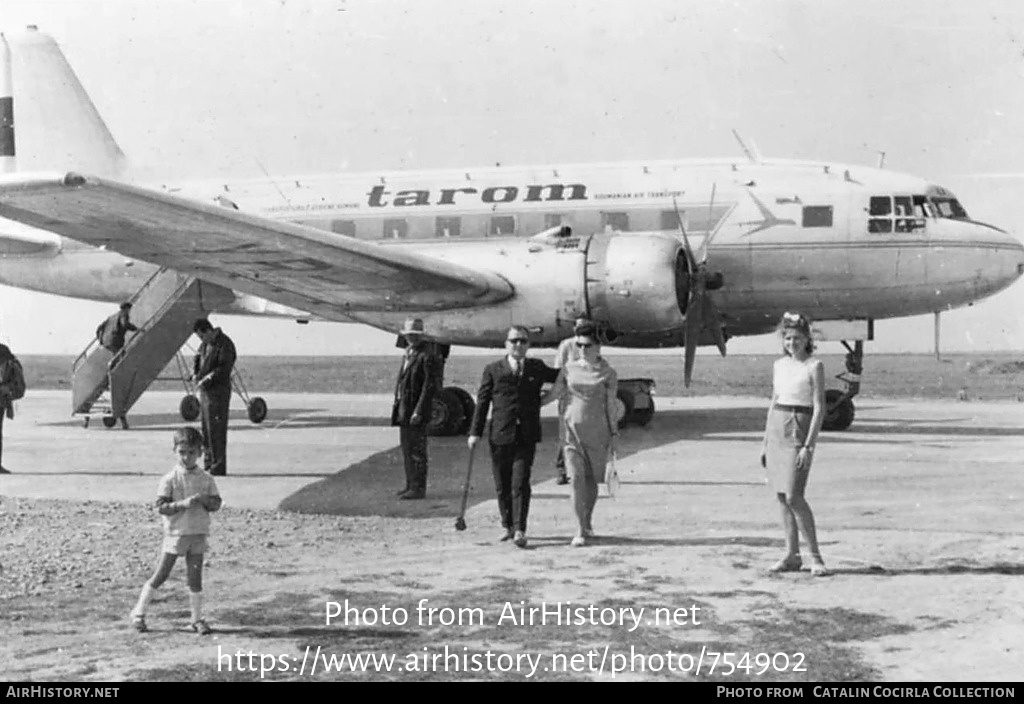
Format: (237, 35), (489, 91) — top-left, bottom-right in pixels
(0, 173), (513, 319)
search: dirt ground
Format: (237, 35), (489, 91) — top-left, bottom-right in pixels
(1, 392), (1023, 682)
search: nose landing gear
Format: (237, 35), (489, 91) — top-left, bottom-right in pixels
(823, 340), (861, 431)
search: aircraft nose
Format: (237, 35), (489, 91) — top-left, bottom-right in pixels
(926, 219), (1024, 308)
(994, 228), (1024, 287)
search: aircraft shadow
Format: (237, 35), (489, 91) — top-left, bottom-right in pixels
(276, 410), (774, 518)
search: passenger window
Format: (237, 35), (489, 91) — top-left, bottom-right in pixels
(869, 196), (891, 216)
(436, 217), (461, 238)
(383, 219), (408, 239)
(802, 206), (833, 228)
(544, 214), (565, 228)
(602, 212), (630, 232)
(331, 220), (356, 237)
(660, 210), (684, 231)
(490, 215), (516, 236)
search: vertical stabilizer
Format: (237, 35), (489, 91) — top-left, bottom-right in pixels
(6, 26), (126, 178)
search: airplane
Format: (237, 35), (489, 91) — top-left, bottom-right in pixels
(0, 26), (1021, 434)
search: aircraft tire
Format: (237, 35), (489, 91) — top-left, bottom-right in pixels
(822, 389), (855, 431)
(632, 398), (654, 427)
(247, 397), (268, 424)
(427, 387), (466, 437)
(615, 389), (634, 429)
(180, 394), (201, 422)
(102, 416), (118, 429)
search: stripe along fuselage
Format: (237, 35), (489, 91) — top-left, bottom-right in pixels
(1, 157), (1020, 347)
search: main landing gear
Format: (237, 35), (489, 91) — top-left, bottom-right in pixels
(822, 340), (862, 432)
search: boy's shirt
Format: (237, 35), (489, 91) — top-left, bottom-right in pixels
(157, 463), (220, 536)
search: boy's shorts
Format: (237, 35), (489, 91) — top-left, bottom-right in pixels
(162, 534), (208, 556)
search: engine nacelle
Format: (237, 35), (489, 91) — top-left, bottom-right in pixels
(585, 232), (687, 336)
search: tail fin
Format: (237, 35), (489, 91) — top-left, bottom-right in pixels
(3, 26), (127, 178)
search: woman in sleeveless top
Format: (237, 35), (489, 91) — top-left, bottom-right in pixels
(759, 312), (829, 576)
(543, 324), (619, 547)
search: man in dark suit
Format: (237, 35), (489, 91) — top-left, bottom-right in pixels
(192, 318), (237, 476)
(391, 317), (438, 500)
(468, 325), (559, 548)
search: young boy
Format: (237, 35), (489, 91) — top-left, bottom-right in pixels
(130, 427), (222, 634)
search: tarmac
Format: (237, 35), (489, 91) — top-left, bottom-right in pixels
(2, 390), (1023, 680)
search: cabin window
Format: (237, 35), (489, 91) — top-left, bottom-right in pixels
(331, 220), (356, 237)
(601, 211), (630, 232)
(802, 206), (833, 228)
(383, 218), (408, 239)
(660, 210), (684, 231)
(436, 217), (461, 238)
(544, 213), (565, 228)
(490, 215), (516, 236)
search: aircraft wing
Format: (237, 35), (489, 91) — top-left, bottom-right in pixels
(0, 173), (514, 320)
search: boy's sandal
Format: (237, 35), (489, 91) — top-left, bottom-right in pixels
(130, 614), (148, 633)
(809, 562), (831, 577)
(768, 556), (803, 573)
(191, 619), (212, 635)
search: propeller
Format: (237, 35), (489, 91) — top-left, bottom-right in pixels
(672, 187), (728, 387)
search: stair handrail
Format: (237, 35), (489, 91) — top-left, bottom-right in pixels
(107, 269), (200, 373)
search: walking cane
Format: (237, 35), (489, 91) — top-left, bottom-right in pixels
(454, 444), (477, 531)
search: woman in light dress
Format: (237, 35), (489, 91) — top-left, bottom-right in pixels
(543, 324), (618, 547)
(759, 312), (829, 576)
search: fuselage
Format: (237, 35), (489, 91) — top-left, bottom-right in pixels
(0, 157), (1020, 347)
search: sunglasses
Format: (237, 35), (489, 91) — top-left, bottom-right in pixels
(507, 338), (529, 344)
(575, 342), (595, 349)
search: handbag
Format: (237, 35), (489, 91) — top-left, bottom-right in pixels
(605, 452), (620, 498)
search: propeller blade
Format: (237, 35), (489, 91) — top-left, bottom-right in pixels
(683, 283), (705, 387)
(672, 196), (697, 267)
(701, 291), (728, 356)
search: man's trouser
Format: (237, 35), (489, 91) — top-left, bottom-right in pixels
(400, 424), (428, 492)
(200, 386), (231, 476)
(490, 440), (537, 532)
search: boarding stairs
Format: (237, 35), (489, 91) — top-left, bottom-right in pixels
(71, 268), (209, 427)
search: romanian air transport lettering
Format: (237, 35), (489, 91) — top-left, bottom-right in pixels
(366, 183), (588, 207)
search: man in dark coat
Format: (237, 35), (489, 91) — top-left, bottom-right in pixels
(391, 317), (437, 500)
(468, 325), (559, 548)
(0, 343), (23, 474)
(97, 302), (138, 358)
(192, 318), (237, 476)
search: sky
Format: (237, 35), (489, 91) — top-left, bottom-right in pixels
(1, 0), (1024, 357)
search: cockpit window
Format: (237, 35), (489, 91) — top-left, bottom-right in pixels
(869, 196), (891, 216)
(868, 194), (927, 234)
(931, 197), (968, 219)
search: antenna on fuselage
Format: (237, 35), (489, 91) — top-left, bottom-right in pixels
(254, 157), (289, 204)
(877, 151), (886, 169)
(731, 129), (762, 164)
